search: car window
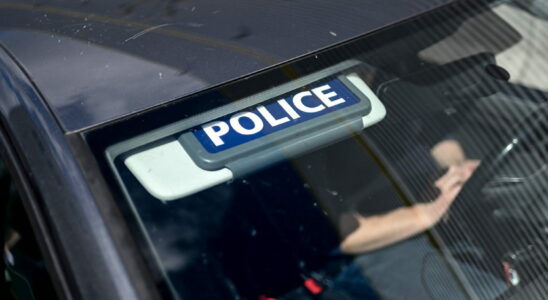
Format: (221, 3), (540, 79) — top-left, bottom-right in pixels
(90, 1), (548, 299)
(1, 159), (60, 300)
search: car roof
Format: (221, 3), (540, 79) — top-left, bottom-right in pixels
(0, 0), (450, 132)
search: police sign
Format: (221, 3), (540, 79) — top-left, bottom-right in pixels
(123, 68), (385, 200)
(193, 78), (361, 153)
(178, 71), (381, 172)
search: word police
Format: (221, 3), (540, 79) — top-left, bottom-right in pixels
(202, 84), (348, 147)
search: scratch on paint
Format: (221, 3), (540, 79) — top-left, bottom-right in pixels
(124, 23), (172, 43)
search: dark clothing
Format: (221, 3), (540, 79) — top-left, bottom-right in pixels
(355, 236), (506, 300)
(298, 136), (420, 239)
(297, 137), (506, 299)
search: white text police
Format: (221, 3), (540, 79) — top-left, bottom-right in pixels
(201, 84), (348, 147)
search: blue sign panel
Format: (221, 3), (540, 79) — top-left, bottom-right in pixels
(192, 78), (361, 153)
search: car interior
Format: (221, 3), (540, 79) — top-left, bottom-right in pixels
(3, 1), (547, 300)
(1, 159), (58, 300)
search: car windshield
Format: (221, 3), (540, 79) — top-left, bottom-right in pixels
(90, 1), (548, 299)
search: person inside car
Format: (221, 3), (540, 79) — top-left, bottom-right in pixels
(298, 137), (506, 300)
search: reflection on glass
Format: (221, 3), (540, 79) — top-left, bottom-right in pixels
(100, 1), (548, 299)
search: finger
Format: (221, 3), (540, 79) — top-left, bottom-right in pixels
(459, 160), (480, 180)
(449, 180), (463, 196)
(437, 170), (466, 192)
(441, 184), (463, 205)
(466, 159), (481, 167)
(435, 165), (459, 189)
(463, 160), (481, 171)
(449, 162), (478, 183)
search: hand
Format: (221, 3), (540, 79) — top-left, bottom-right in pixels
(435, 160), (480, 204)
(416, 160), (480, 227)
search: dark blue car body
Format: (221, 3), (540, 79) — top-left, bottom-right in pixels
(0, 1), (451, 299)
(8, 1), (548, 299)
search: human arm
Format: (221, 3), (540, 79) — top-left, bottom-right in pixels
(340, 161), (479, 254)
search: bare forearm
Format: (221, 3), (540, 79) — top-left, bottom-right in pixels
(340, 202), (445, 254)
(340, 161), (478, 255)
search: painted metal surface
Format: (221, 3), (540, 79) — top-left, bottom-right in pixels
(0, 46), (147, 300)
(0, 0), (450, 131)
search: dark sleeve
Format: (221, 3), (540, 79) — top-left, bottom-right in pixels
(338, 212), (360, 240)
(309, 138), (405, 239)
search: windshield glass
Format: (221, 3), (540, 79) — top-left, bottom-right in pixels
(90, 1), (548, 299)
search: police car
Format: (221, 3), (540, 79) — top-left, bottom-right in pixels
(1, 0), (547, 299)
